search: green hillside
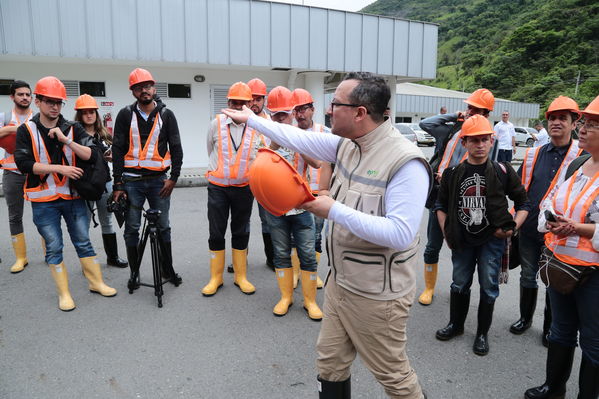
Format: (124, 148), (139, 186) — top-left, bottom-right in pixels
(362, 0), (599, 114)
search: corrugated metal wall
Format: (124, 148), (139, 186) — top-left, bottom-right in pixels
(0, 0), (438, 79)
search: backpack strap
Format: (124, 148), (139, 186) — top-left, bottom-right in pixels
(565, 154), (591, 180)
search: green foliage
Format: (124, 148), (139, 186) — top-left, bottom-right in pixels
(362, 0), (599, 115)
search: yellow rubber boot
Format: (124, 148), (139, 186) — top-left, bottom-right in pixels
(10, 233), (29, 273)
(202, 250), (225, 296)
(79, 256), (117, 297)
(49, 262), (76, 311)
(232, 248), (255, 295)
(291, 248), (300, 288)
(301, 270), (323, 321)
(315, 251), (324, 289)
(418, 263), (438, 305)
(273, 268), (294, 316)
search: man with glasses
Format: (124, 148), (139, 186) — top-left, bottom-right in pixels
(201, 81), (260, 297)
(112, 68), (184, 291)
(0, 80), (34, 273)
(14, 76), (117, 311)
(510, 96), (583, 347)
(494, 110), (516, 162)
(223, 72), (430, 398)
(416, 88), (496, 306)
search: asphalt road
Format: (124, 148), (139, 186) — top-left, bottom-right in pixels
(0, 149), (582, 398)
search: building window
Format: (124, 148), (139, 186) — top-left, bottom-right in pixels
(210, 85), (230, 118)
(0, 79), (15, 95)
(79, 81), (106, 97)
(168, 84), (191, 99)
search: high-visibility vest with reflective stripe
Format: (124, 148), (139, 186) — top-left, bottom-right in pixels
(438, 131), (468, 176)
(206, 114), (257, 187)
(0, 109), (32, 173)
(545, 169), (599, 266)
(23, 121), (76, 202)
(306, 123), (326, 193)
(521, 140), (582, 207)
(124, 112), (171, 171)
(293, 152), (309, 183)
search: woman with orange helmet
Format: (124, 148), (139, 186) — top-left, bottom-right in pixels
(74, 94), (127, 268)
(525, 95), (599, 399)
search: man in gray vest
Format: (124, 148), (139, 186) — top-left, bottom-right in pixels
(223, 72), (430, 399)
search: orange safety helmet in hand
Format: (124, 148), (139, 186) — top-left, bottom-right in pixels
(291, 88), (314, 107)
(545, 96), (581, 119)
(34, 76), (67, 100)
(129, 68), (155, 89)
(464, 88), (495, 112)
(249, 148), (315, 216)
(74, 94), (99, 110)
(267, 86), (294, 112)
(582, 95), (599, 118)
(247, 78), (267, 96)
(460, 114), (495, 137)
(227, 82), (253, 101)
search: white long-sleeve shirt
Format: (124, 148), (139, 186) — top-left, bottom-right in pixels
(247, 114), (429, 251)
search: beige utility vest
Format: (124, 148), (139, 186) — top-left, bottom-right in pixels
(327, 119), (431, 301)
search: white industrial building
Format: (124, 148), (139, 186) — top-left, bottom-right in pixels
(0, 0), (439, 168)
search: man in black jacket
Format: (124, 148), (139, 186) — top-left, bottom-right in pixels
(434, 115), (529, 356)
(112, 68), (184, 290)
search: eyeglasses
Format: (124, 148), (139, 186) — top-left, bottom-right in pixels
(295, 104), (313, 114)
(582, 120), (599, 131)
(41, 98), (65, 107)
(330, 102), (362, 112)
(132, 83), (154, 93)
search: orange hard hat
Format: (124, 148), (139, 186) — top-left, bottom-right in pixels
(0, 133), (16, 154)
(582, 95), (599, 118)
(129, 68), (155, 89)
(34, 76), (67, 100)
(460, 114), (494, 137)
(227, 82), (252, 101)
(74, 94), (99, 110)
(291, 88), (314, 107)
(247, 78), (267, 96)
(464, 88), (495, 111)
(249, 148), (315, 216)
(267, 86), (294, 112)
(545, 96), (581, 119)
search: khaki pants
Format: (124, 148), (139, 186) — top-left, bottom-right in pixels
(316, 278), (423, 399)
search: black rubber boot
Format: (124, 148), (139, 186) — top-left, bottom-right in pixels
(543, 291), (552, 347)
(524, 341), (575, 399)
(578, 357), (599, 399)
(473, 297), (495, 356)
(436, 291), (470, 341)
(159, 241), (182, 286)
(318, 375), (351, 398)
(126, 246), (140, 292)
(510, 286), (538, 334)
(263, 233), (275, 271)
(102, 233), (128, 268)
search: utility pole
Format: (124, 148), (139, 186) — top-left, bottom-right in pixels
(575, 70), (581, 96)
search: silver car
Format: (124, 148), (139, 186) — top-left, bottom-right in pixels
(398, 123), (435, 146)
(515, 127), (537, 147)
(394, 123), (417, 144)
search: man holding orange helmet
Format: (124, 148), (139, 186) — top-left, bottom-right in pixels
(0, 80), (33, 273)
(15, 76), (117, 311)
(201, 81), (261, 297)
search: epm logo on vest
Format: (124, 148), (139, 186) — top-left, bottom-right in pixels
(367, 170), (379, 177)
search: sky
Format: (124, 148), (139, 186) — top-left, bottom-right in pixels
(274, 0), (377, 12)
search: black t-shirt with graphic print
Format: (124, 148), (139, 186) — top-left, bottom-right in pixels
(457, 162), (494, 246)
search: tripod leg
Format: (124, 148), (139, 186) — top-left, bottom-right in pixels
(150, 229), (164, 308)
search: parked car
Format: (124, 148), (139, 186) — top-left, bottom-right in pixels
(397, 123), (435, 146)
(394, 123), (417, 144)
(514, 126), (537, 147)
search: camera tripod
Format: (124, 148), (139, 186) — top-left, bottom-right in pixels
(127, 209), (181, 307)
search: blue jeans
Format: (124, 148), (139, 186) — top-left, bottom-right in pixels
(258, 203), (270, 234)
(124, 175), (171, 247)
(314, 215), (325, 253)
(32, 199), (95, 264)
(424, 209), (444, 264)
(87, 180), (114, 235)
(267, 211), (317, 271)
(450, 237), (506, 302)
(518, 233), (544, 288)
(548, 271), (599, 365)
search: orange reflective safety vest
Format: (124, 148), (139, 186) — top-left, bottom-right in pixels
(23, 121), (77, 202)
(124, 112), (171, 171)
(438, 131), (468, 176)
(521, 140), (582, 206)
(545, 169), (599, 266)
(206, 114), (258, 187)
(306, 123), (326, 193)
(0, 109), (33, 173)
(293, 152), (309, 183)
